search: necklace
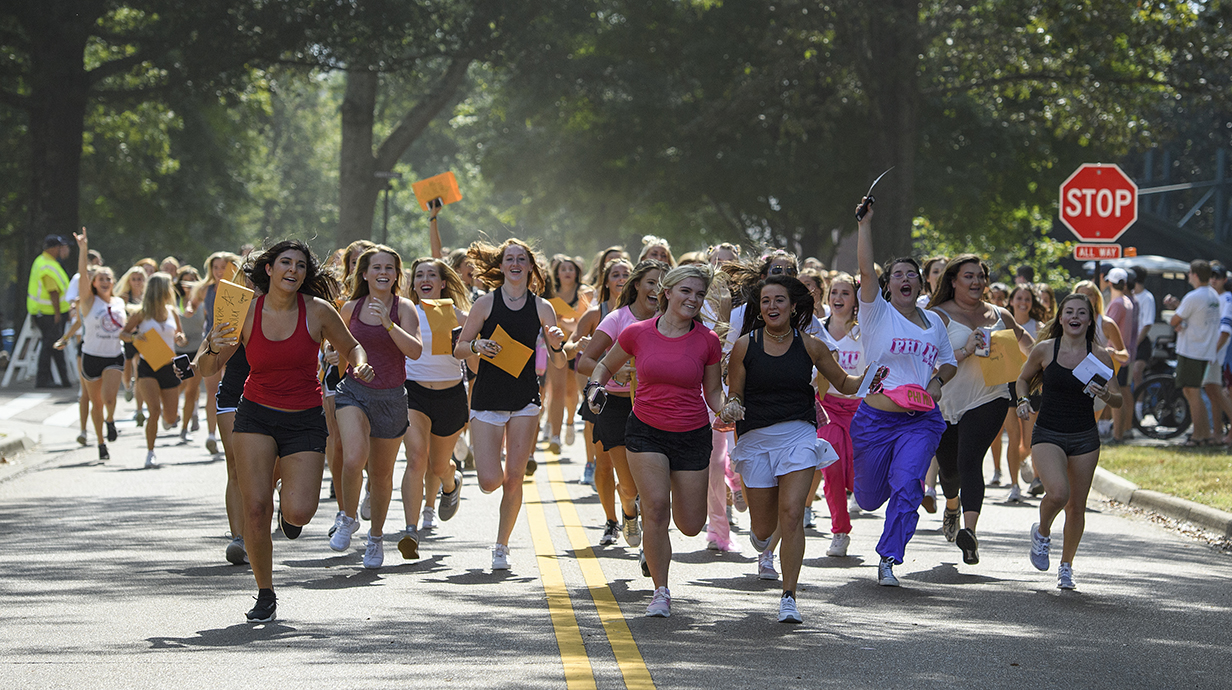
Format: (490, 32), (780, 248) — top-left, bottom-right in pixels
(501, 286), (527, 302)
(766, 328), (790, 343)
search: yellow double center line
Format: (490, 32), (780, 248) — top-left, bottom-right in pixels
(524, 455), (655, 689)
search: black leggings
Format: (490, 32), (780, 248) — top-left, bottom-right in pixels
(936, 396), (1010, 514)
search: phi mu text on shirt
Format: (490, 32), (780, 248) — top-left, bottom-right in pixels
(835, 349), (861, 370)
(889, 338), (939, 368)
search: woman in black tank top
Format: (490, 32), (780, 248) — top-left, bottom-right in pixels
(453, 239), (566, 572)
(722, 276), (863, 623)
(1014, 293), (1123, 591)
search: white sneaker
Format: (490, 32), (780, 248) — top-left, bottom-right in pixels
(492, 543), (511, 570)
(732, 488), (747, 512)
(1029, 523), (1051, 571)
(421, 506), (437, 531)
(622, 511), (642, 548)
(205, 434), (219, 455)
(330, 515), (360, 551)
(803, 506), (815, 529)
(645, 587), (671, 617)
(179, 429), (191, 444)
(989, 469), (1003, 487)
(1057, 562), (1076, 590)
(190, 416), (200, 432)
(548, 436), (561, 453)
(565, 425), (575, 445)
(76, 431), (87, 446)
(363, 532), (384, 569)
(144, 451), (159, 469)
(1007, 484), (1024, 503)
(328, 510), (344, 537)
(877, 557), (900, 586)
(848, 493), (861, 516)
(827, 533), (850, 557)
(360, 481), (372, 520)
(778, 594), (802, 624)
(757, 549), (778, 580)
(1020, 459), (1035, 484)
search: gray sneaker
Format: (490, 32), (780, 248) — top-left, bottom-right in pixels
(1029, 523), (1051, 571)
(1057, 562), (1076, 590)
(622, 511), (642, 548)
(363, 532), (384, 569)
(877, 556), (900, 587)
(398, 526), (420, 560)
(438, 469), (463, 521)
(778, 593), (802, 624)
(942, 508), (960, 542)
(750, 531), (772, 553)
(360, 481), (372, 520)
(225, 537), (248, 565)
(329, 514), (360, 551)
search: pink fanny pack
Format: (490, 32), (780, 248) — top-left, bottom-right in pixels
(881, 384), (935, 411)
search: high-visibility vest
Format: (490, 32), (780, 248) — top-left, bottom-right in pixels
(27, 253), (70, 315)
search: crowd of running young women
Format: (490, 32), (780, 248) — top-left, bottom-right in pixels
(62, 196), (1123, 625)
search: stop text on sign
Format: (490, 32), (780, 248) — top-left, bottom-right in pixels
(1058, 163), (1138, 243)
(1064, 188), (1134, 219)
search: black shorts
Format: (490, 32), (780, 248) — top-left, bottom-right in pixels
(1031, 423), (1101, 457)
(233, 398), (328, 456)
(578, 397), (599, 425)
(1176, 355), (1208, 389)
(81, 353), (124, 381)
(138, 358), (181, 390)
(593, 393), (633, 451)
(406, 380), (468, 437)
(123, 342), (138, 360)
(1135, 337), (1152, 362)
(1116, 365), (1130, 386)
(624, 413), (712, 472)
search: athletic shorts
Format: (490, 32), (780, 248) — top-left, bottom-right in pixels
(123, 342), (138, 360)
(1176, 355), (1209, 389)
(593, 393), (633, 451)
(731, 420), (835, 488)
(334, 378), (410, 439)
(233, 398), (327, 456)
(1117, 365), (1130, 386)
(406, 380), (468, 437)
(624, 413), (711, 472)
(1031, 423), (1100, 457)
(137, 358), (181, 390)
(1135, 337), (1152, 362)
(81, 353), (124, 381)
(471, 402), (540, 427)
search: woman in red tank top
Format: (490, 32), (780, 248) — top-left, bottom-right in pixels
(198, 240), (373, 624)
(329, 246), (424, 569)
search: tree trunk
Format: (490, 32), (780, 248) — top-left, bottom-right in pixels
(338, 70), (383, 247)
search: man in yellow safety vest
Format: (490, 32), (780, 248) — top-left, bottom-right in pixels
(27, 234), (72, 387)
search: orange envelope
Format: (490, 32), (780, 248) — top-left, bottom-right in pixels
(979, 329), (1028, 386)
(133, 330), (175, 371)
(487, 324), (533, 377)
(221, 261), (240, 284)
(411, 172), (463, 211)
(548, 296), (589, 322)
(421, 298), (459, 356)
(213, 279), (255, 338)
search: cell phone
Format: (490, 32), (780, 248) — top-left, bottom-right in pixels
(173, 354), (195, 380)
(1085, 374), (1107, 398)
(430, 198), (444, 210)
(451, 326), (462, 350)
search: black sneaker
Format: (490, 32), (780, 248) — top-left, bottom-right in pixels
(279, 509), (302, 540)
(639, 549), (650, 577)
(98, 444), (109, 461)
(438, 469), (463, 521)
(246, 589), (277, 623)
(106, 421), (118, 442)
(525, 458), (538, 477)
(956, 528), (980, 565)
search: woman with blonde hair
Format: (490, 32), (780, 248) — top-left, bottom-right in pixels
(543, 254), (594, 452)
(638, 235), (676, 267)
(585, 246), (629, 287)
(115, 265), (148, 422)
(189, 251), (242, 454)
(119, 272), (187, 469)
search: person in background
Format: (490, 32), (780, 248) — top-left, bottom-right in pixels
(66, 247), (105, 443)
(1131, 266), (1157, 391)
(28, 234), (72, 388)
(1104, 268), (1138, 443)
(161, 256), (180, 276)
(1201, 263), (1232, 444)
(1163, 260), (1222, 446)
(1035, 283), (1057, 322)
(638, 235), (676, 268)
(988, 282), (1010, 308)
(1015, 266), (1035, 286)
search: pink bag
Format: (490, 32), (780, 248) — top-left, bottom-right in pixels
(881, 384), (935, 411)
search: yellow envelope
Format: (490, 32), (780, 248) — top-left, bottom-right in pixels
(421, 298), (459, 356)
(548, 297), (583, 322)
(979, 328), (1027, 386)
(133, 330), (175, 371)
(487, 324), (533, 377)
(221, 261), (240, 285)
(411, 172), (463, 211)
(213, 279), (255, 338)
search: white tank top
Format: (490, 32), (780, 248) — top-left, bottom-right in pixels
(81, 294), (127, 358)
(938, 309), (1010, 423)
(404, 304), (464, 383)
(137, 310), (177, 365)
(826, 324), (865, 399)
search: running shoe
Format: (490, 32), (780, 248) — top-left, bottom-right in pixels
(179, 428), (192, 444)
(76, 431), (87, 446)
(750, 531), (772, 554)
(645, 587), (671, 618)
(525, 458), (538, 477)
(246, 589), (276, 623)
(639, 549), (650, 577)
(135, 410), (145, 427)
(581, 461), (595, 486)
(190, 416), (199, 432)
(329, 480), (336, 500)
(988, 469), (1003, 487)
(360, 481), (372, 520)
(398, 526), (420, 560)
(98, 444), (109, 461)
(848, 493), (861, 516)
(438, 469), (463, 521)
(363, 532), (384, 569)
(548, 436), (561, 454)
(330, 514), (360, 551)
(956, 528), (980, 565)
(877, 556), (900, 587)
(599, 520), (620, 546)
(492, 543), (511, 570)
(1057, 562), (1076, 590)
(565, 425), (575, 446)
(144, 450), (158, 469)
(278, 509), (302, 540)
(421, 507), (437, 531)
(803, 506), (815, 529)
(622, 512), (642, 548)
(162, 416), (176, 431)
(205, 434), (218, 455)
(124, 385), (134, 402)
(733, 488), (747, 512)
(826, 533), (850, 558)
(1007, 484), (1024, 503)
(1028, 478), (1045, 496)
(757, 549), (778, 580)
(1020, 459), (1035, 484)
(921, 487), (937, 514)
(328, 510), (343, 537)
(226, 537), (247, 565)
(942, 508), (960, 542)
(778, 593), (802, 624)
(106, 421), (118, 442)
(1029, 523), (1051, 571)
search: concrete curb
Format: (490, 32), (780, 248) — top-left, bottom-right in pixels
(1092, 467), (1232, 538)
(0, 432), (35, 460)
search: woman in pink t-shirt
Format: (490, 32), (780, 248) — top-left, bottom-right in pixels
(587, 264), (726, 619)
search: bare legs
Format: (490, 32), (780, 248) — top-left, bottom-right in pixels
(626, 451), (708, 588)
(1032, 443), (1099, 564)
(472, 415), (538, 546)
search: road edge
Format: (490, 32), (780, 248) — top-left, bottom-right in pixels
(1092, 466), (1232, 538)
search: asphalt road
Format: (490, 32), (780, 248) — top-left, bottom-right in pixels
(1, 384), (1229, 688)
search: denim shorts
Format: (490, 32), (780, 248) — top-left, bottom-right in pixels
(1031, 423), (1101, 457)
(624, 413), (711, 472)
(335, 378), (410, 439)
(233, 398), (328, 456)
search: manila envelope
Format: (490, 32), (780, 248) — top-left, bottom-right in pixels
(221, 261), (240, 285)
(548, 296), (589, 322)
(979, 328), (1028, 387)
(421, 298), (459, 356)
(487, 324), (534, 377)
(411, 172), (463, 211)
(213, 279), (255, 338)
(133, 330), (175, 371)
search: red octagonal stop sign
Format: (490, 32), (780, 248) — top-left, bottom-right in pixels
(1059, 163), (1138, 242)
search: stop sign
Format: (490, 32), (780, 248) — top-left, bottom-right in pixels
(1058, 163), (1138, 242)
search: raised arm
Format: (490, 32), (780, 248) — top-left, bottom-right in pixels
(429, 204), (443, 259)
(72, 227), (93, 314)
(855, 199), (878, 303)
